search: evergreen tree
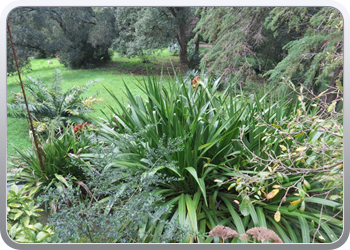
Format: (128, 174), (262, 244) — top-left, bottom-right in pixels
(7, 7), (49, 74)
(43, 7), (117, 69)
(264, 7), (343, 103)
(194, 7), (343, 102)
(113, 7), (197, 64)
(194, 7), (273, 78)
(7, 7), (117, 72)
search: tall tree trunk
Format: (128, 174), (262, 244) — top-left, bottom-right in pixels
(177, 23), (188, 64)
(168, 7), (188, 64)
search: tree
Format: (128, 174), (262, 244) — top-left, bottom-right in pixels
(113, 7), (197, 64)
(43, 7), (117, 69)
(7, 8), (49, 74)
(194, 7), (273, 77)
(7, 7), (117, 71)
(194, 7), (343, 103)
(264, 7), (343, 103)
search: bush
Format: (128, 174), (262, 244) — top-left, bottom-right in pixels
(98, 72), (342, 243)
(217, 81), (343, 243)
(168, 41), (180, 55)
(7, 124), (97, 196)
(7, 69), (102, 134)
(37, 133), (188, 243)
(7, 69), (342, 243)
(7, 184), (54, 243)
(95, 73), (273, 242)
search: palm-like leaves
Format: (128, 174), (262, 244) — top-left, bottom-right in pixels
(7, 69), (101, 131)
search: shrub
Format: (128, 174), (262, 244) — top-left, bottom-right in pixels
(187, 45), (202, 70)
(7, 69), (102, 134)
(218, 81), (343, 243)
(37, 134), (188, 243)
(97, 71), (343, 243)
(168, 41), (180, 55)
(7, 124), (97, 196)
(7, 184), (54, 243)
(96, 72), (305, 242)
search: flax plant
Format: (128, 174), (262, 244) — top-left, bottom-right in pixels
(92, 67), (343, 243)
(96, 71), (298, 242)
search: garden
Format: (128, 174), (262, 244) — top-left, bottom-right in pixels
(6, 7), (343, 244)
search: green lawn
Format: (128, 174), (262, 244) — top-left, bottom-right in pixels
(7, 50), (188, 163)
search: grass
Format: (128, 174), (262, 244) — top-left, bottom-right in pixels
(7, 49), (188, 163)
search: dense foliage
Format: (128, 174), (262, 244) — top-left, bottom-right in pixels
(7, 6), (343, 102)
(7, 70), (101, 133)
(113, 7), (197, 63)
(7, 73), (343, 244)
(95, 74), (342, 243)
(7, 6), (343, 244)
(194, 7), (343, 101)
(264, 7), (343, 103)
(7, 185), (54, 243)
(7, 7), (117, 70)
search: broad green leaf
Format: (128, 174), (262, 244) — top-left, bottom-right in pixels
(276, 172), (284, 183)
(281, 217), (298, 243)
(178, 194), (186, 227)
(22, 215), (30, 227)
(10, 185), (19, 194)
(299, 200), (306, 213)
(36, 231), (49, 242)
(8, 203), (21, 208)
(267, 216), (291, 243)
(185, 194), (198, 233)
(9, 223), (19, 238)
(13, 211), (24, 221)
(321, 223), (338, 242)
(306, 155), (317, 165)
(247, 201), (259, 226)
(327, 102), (336, 112)
(256, 207), (267, 228)
(185, 167), (207, 206)
(220, 195), (247, 242)
(310, 220), (315, 229)
(303, 180), (311, 189)
(239, 196), (250, 216)
(227, 183), (236, 191)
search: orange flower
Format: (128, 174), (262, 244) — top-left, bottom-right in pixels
(192, 76), (200, 85)
(73, 124), (83, 133)
(192, 76), (200, 90)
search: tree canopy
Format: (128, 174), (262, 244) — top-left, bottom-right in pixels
(113, 7), (197, 63)
(264, 7), (343, 102)
(194, 7), (343, 102)
(7, 7), (117, 70)
(7, 6), (343, 102)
